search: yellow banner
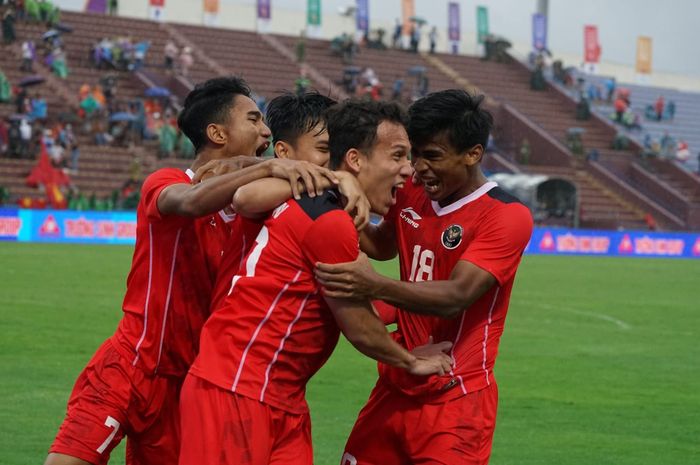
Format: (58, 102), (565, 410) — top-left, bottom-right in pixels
(636, 36), (652, 74)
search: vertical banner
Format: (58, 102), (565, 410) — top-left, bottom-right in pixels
(307, 0), (321, 26)
(532, 13), (547, 51)
(257, 0), (270, 19)
(476, 6), (489, 44)
(356, 0), (369, 36)
(307, 0), (321, 36)
(148, 0), (165, 21)
(636, 36), (652, 74)
(401, 0), (415, 36)
(203, 0), (219, 25)
(584, 25), (600, 63)
(448, 2), (460, 54)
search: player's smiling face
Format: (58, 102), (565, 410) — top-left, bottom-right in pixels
(221, 95), (271, 157)
(357, 121), (412, 215)
(275, 122), (330, 167)
(411, 131), (482, 206)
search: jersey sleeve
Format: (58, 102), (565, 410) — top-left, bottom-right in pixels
(460, 203), (533, 286)
(301, 209), (359, 266)
(141, 169), (189, 222)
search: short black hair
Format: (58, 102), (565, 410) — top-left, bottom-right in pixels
(266, 92), (336, 148)
(326, 100), (408, 170)
(408, 89), (493, 153)
(177, 77), (252, 153)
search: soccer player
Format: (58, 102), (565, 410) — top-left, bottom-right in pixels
(314, 90), (534, 465)
(177, 99), (454, 465)
(44, 77), (337, 465)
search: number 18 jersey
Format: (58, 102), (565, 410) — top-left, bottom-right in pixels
(380, 180), (533, 402)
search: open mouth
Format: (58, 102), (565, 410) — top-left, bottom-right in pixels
(256, 141), (270, 156)
(422, 178), (440, 194)
(390, 182), (405, 205)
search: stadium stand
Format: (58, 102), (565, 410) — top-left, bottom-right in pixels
(1, 8), (698, 230)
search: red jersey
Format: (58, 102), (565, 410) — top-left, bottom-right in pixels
(113, 168), (231, 377)
(379, 180), (533, 401)
(190, 191), (359, 415)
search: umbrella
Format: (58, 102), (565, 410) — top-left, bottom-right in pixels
(19, 75), (46, 87)
(109, 112), (137, 122)
(408, 65), (426, 76)
(343, 66), (361, 75)
(144, 86), (171, 98)
(54, 23), (73, 33)
(409, 16), (427, 25)
(42, 29), (61, 40)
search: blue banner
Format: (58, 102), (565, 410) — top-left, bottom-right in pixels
(532, 13), (547, 51)
(527, 228), (700, 259)
(0, 208), (137, 245)
(356, 0), (369, 35)
(2, 209), (700, 258)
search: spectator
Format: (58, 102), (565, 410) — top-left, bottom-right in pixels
(2, 7), (16, 44)
(614, 95), (627, 123)
(666, 100), (676, 121)
(8, 120), (21, 157)
(163, 40), (178, 71)
(179, 46), (193, 78)
(391, 76), (403, 100)
(0, 71), (11, 103)
(16, 86), (29, 114)
(131, 41), (149, 71)
(157, 120), (177, 158)
(676, 141), (690, 163)
(0, 118), (8, 156)
(604, 78), (616, 102)
(19, 118), (32, 158)
(108, 0), (118, 15)
(25, 0), (41, 22)
(654, 95), (664, 121)
(50, 47), (69, 78)
(177, 131), (195, 159)
(29, 93), (47, 121)
(428, 26), (437, 54)
(21, 40), (35, 72)
(392, 18), (402, 48)
(660, 132), (675, 159)
(294, 73), (310, 96)
(409, 25), (419, 53)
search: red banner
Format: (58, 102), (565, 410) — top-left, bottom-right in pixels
(584, 25), (601, 63)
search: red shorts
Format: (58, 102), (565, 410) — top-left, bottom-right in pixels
(49, 338), (181, 465)
(342, 380), (498, 465)
(178, 374), (313, 465)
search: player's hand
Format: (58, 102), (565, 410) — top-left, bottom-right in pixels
(192, 156), (262, 183)
(266, 159), (339, 199)
(315, 252), (378, 300)
(407, 348), (454, 377)
(335, 171), (370, 231)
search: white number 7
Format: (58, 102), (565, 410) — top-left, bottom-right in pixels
(96, 416), (121, 454)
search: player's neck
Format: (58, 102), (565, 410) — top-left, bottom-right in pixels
(437, 172), (489, 207)
(189, 148), (225, 173)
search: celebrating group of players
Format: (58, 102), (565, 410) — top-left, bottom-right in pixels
(44, 76), (533, 465)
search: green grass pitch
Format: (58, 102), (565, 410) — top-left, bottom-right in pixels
(1, 242), (699, 464)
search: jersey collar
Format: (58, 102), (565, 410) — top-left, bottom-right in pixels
(431, 181), (498, 217)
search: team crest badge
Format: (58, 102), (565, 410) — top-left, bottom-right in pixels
(441, 224), (463, 250)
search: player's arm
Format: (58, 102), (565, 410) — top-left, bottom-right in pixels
(232, 171), (370, 229)
(157, 158), (337, 218)
(317, 255), (495, 318)
(325, 296), (453, 375)
(358, 220), (398, 261)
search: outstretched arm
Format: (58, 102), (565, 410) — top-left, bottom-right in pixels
(157, 158), (338, 218)
(317, 256), (495, 318)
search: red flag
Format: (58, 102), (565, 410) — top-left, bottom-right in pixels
(25, 142), (71, 209)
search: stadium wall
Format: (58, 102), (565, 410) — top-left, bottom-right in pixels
(2, 209), (700, 258)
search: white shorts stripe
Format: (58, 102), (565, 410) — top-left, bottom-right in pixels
(133, 224), (155, 366)
(155, 228), (182, 372)
(481, 287), (500, 386)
